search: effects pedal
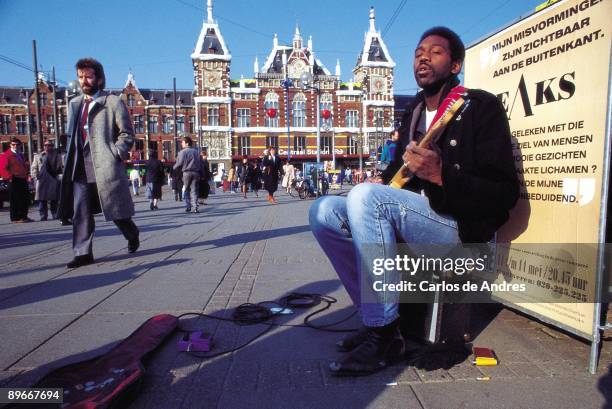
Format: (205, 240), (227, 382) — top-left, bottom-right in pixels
(178, 331), (212, 352)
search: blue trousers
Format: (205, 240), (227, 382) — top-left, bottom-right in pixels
(309, 183), (460, 327)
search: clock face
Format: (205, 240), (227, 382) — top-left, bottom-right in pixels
(204, 70), (222, 89)
(372, 76), (386, 94)
(288, 59), (307, 78)
(354, 70), (365, 84)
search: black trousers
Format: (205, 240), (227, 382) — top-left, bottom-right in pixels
(72, 180), (139, 256)
(9, 177), (29, 221)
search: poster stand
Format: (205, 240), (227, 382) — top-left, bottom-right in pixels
(464, 0), (611, 374)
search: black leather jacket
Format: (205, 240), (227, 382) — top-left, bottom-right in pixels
(382, 87), (519, 242)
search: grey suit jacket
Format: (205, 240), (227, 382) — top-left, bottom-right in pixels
(59, 91), (135, 221)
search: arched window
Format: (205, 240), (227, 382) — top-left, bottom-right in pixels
(292, 92), (306, 128)
(264, 92), (279, 127)
(320, 93), (333, 128)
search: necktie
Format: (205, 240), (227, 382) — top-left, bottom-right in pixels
(81, 98), (92, 141)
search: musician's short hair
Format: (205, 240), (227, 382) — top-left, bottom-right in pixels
(182, 136), (193, 147)
(419, 27), (465, 63)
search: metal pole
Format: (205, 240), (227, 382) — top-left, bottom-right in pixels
(316, 90), (321, 166)
(51, 66), (59, 147)
(25, 90), (34, 164)
(64, 89), (69, 135)
(173, 77), (178, 160)
(359, 96), (364, 183)
(589, 61), (612, 374)
(32, 40), (43, 152)
(145, 106), (149, 159)
(331, 128), (335, 168)
(285, 81), (291, 161)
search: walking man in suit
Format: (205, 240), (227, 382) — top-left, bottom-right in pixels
(58, 58), (139, 268)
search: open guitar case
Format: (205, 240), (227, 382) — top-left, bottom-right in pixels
(6, 314), (177, 409)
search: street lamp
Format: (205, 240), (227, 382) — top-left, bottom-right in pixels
(281, 52), (293, 161)
(299, 71), (321, 166)
(280, 78), (293, 160)
(21, 89), (34, 163)
(63, 81), (80, 151)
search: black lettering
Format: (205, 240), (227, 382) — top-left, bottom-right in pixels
(558, 72), (575, 100)
(535, 77), (557, 105)
(497, 92), (510, 113)
(510, 74), (533, 119)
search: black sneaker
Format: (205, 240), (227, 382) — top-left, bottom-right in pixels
(185, 208), (191, 213)
(336, 326), (369, 352)
(329, 320), (405, 376)
(406, 341), (471, 371)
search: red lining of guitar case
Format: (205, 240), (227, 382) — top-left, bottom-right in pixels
(15, 314), (177, 409)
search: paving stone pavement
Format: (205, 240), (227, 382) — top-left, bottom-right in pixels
(0, 186), (610, 409)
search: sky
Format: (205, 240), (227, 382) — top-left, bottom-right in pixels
(0, 0), (546, 94)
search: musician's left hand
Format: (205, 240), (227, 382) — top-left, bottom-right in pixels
(403, 141), (443, 186)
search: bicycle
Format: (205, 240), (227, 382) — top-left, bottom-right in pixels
(293, 177), (308, 200)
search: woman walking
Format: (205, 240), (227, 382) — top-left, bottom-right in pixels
(171, 167), (183, 201)
(262, 147), (281, 204)
(281, 160), (295, 196)
(145, 152), (164, 210)
(228, 166), (236, 194)
(251, 159), (262, 197)
(238, 157), (251, 199)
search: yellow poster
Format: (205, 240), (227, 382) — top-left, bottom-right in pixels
(464, 0), (611, 338)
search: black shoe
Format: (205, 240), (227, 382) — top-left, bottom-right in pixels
(153, 205), (158, 210)
(185, 208), (191, 213)
(150, 203), (154, 210)
(60, 219), (72, 226)
(193, 208), (200, 213)
(67, 254), (94, 268)
(39, 217), (48, 222)
(406, 341), (472, 371)
(329, 320), (405, 376)
(128, 237), (140, 253)
(336, 326), (369, 352)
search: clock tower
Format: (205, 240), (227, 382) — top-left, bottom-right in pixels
(353, 7), (395, 154)
(191, 0), (232, 165)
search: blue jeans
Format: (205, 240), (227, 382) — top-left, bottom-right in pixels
(309, 183), (460, 327)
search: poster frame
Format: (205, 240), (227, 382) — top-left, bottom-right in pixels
(464, 0), (612, 374)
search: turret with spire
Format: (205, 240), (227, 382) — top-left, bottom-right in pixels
(353, 6), (395, 153)
(191, 0), (231, 61)
(293, 25), (302, 49)
(191, 0), (232, 161)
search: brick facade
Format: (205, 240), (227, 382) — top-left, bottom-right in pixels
(0, 4), (413, 169)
